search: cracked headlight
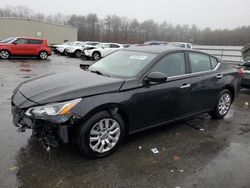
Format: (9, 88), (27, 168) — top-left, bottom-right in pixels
(25, 98), (82, 123)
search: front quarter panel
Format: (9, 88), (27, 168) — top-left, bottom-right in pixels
(71, 79), (139, 132)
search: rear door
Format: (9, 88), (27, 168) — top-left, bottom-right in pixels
(28, 39), (43, 55)
(188, 52), (221, 113)
(10, 38), (29, 55)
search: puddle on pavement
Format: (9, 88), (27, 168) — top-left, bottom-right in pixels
(182, 142), (250, 187)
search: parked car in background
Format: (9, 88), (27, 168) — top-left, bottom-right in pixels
(0, 37), (51, 60)
(56, 41), (82, 55)
(238, 61), (250, 88)
(11, 46), (241, 158)
(144, 40), (168, 46)
(167, 42), (192, 49)
(84, 43), (124, 60)
(51, 41), (71, 54)
(242, 43), (250, 62)
(66, 41), (100, 58)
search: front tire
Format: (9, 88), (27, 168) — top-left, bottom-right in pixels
(209, 89), (232, 119)
(0, 50), (10, 59)
(39, 51), (48, 60)
(77, 111), (125, 158)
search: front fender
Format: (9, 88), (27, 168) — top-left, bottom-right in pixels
(71, 92), (130, 119)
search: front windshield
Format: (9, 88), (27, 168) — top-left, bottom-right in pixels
(88, 50), (157, 77)
(0, 37), (16, 43)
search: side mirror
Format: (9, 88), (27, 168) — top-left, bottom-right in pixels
(144, 72), (167, 84)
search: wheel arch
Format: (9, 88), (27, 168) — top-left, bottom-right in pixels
(79, 103), (130, 134)
(92, 50), (101, 56)
(0, 49), (11, 55)
(38, 50), (48, 55)
(222, 84), (235, 102)
(74, 49), (82, 53)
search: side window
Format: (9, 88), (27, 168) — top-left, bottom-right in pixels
(210, 57), (218, 69)
(110, 44), (120, 48)
(189, 52), (212, 73)
(180, 44), (186, 48)
(28, 39), (42, 44)
(14, 39), (28, 44)
(103, 44), (111, 48)
(151, 53), (186, 77)
(187, 44), (192, 49)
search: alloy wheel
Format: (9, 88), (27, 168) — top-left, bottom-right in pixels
(218, 93), (231, 115)
(40, 52), (48, 60)
(0, 50), (10, 59)
(93, 53), (100, 60)
(89, 118), (121, 153)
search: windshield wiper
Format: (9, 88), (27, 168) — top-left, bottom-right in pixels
(89, 70), (110, 77)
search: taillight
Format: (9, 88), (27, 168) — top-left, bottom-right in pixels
(238, 68), (244, 77)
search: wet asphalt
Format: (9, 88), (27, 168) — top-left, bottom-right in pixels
(0, 55), (250, 188)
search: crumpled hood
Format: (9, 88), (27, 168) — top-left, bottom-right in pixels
(17, 69), (124, 105)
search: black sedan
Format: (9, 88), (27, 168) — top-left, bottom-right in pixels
(11, 46), (241, 158)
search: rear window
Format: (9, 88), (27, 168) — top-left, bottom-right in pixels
(189, 52), (212, 73)
(110, 44), (120, 48)
(210, 57), (218, 69)
(28, 39), (43, 44)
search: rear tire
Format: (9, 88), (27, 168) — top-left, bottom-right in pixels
(74, 50), (82, 58)
(92, 52), (101, 61)
(39, 51), (48, 60)
(209, 89), (232, 119)
(77, 111), (125, 158)
(0, 50), (10, 59)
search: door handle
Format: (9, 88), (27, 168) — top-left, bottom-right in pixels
(216, 74), (223, 79)
(180, 84), (191, 89)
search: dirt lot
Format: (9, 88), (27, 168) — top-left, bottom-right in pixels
(0, 55), (250, 188)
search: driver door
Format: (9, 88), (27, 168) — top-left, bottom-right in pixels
(130, 52), (192, 131)
(11, 38), (30, 55)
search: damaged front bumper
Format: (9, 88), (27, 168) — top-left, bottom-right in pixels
(11, 92), (81, 149)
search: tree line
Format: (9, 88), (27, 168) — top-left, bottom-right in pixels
(1, 5), (250, 46)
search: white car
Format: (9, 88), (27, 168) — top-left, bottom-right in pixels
(167, 42), (193, 49)
(84, 43), (124, 60)
(65, 41), (100, 58)
(56, 41), (83, 55)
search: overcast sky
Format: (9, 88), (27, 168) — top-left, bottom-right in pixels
(2, 0), (250, 29)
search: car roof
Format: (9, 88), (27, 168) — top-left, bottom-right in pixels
(122, 46), (184, 54)
(122, 46), (212, 56)
(15, 37), (46, 40)
(169, 42), (192, 45)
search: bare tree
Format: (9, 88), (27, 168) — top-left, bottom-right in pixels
(1, 5), (250, 45)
